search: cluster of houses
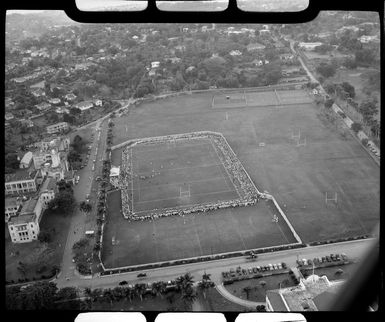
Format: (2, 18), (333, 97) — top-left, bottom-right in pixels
(5, 135), (75, 243)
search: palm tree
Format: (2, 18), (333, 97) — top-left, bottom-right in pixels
(198, 272), (212, 299)
(151, 281), (166, 299)
(176, 273), (194, 293)
(134, 283), (147, 301)
(102, 288), (114, 308)
(181, 287), (197, 311)
(79, 201), (92, 214)
(243, 286), (252, 300)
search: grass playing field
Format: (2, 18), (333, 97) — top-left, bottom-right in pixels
(129, 138), (239, 215)
(102, 189), (297, 268)
(103, 89), (379, 267)
(212, 88), (313, 109)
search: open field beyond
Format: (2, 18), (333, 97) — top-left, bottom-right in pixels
(212, 89), (313, 109)
(102, 189), (297, 268)
(106, 89), (379, 266)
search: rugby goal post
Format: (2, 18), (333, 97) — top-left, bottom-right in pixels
(296, 137), (306, 147)
(325, 192), (338, 205)
(180, 184), (191, 198)
(291, 128), (301, 140)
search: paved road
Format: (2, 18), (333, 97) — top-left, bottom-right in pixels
(55, 238), (376, 290)
(58, 118), (109, 284)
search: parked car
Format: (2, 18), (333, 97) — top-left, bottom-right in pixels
(322, 256), (326, 263)
(335, 254), (341, 261)
(256, 266), (261, 271)
(119, 281), (128, 286)
(273, 264), (278, 270)
(221, 272), (227, 278)
(326, 256), (332, 262)
(248, 268), (253, 274)
(242, 269), (247, 275)
(341, 253), (348, 260)
(277, 263), (282, 270)
(253, 267), (258, 273)
(281, 262), (287, 269)
(137, 273), (147, 278)
(307, 259), (313, 266)
(296, 259), (302, 267)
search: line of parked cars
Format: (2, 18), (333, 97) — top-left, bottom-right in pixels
(222, 262), (287, 280)
(296, 253), (348, 267)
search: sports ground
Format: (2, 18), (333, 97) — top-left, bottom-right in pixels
(129, 138), (239, 215)
(104, 87), (379, 267)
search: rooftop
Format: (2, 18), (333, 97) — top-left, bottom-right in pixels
(40, 176), (57, 192)
(8, 212), (36, 225)
(19, 196), (39, 215)
(5, 197), (22, 208)
(5, 169), (38, 183)
(266, 290), (289, 311)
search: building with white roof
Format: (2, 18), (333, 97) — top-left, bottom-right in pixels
(19, 152), (33, 169)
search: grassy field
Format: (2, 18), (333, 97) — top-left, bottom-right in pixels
(104, 90), (379, 268)
(128, 138), (238, 215)
(5, 210), (71, 282)
(102, 189), (297, 268)
(224, 273), (297, 302)
(213, 89), (312, 108)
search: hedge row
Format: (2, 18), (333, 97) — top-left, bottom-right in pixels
(100, 243), (307, 276)
(308, 234), (372, 247)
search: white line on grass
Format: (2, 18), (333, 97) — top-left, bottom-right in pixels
(228, 209), (248, 251)
(135, 175), (228, 191)
(135, 162), (223, 176)
(135, 188), (237, 206)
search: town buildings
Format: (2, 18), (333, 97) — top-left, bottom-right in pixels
(46, 121), (69, 134)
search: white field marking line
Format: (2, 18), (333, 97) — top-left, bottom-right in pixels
(131, 148), (134, 212)
(134, 188), (237, 206)
(151, 219), (160, 262)
(133, 141), (213, 155)
(208, 137), (241, 198)
(333, 177), (368, 235)
(134, 162), (223, 176)
(134, 174), (227, 191)
(228, 209), (248, 251)
(192, 215), (204, 256)
(275, 220), (291, 244)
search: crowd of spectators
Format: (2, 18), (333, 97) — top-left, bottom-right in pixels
(118, 131), (263, 221)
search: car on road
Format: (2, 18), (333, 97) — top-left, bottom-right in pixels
(341, 253), (348, 260)
(137, 273), (147, 278)
(119, 281), (128, 286)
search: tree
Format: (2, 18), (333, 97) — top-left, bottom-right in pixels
(316, 63), (337, 78)
(134, 283), (147, 301)
(340, 82), (355, 99)
(351, 122), (363, 133)
(324, 98), (334, 109)
(38, 230), (51, 243)
(355, 48), (376, 67)
(5, 153), (20, 173)
(256, 305), (266, 312)
(359, 99), (378, 125)
(79, 201), (92, 215)
(176, 273), (194, 293)
(243, 286), (252, 300)
(151, 281), (167, 299)
(181, 286), (197, 310)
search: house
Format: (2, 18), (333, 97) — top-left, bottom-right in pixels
(149, 69), (156, 77)
(74, 101), (94, 111)
(65, 93), (77, 101)
(279, 53), (295, 61)
(5, 112), (14, 121)
(48, 98), (61, 105)
(259, 29), (271, 36)
(151, 61), (160, 69)
(165, 57), (181, 64)
(252, 59), (263, 66)
(31, 88), (46, 97)
(266, 274), (344, 311)
(359, 35), (380, 44)
(35, 102), (51, 111)
(298, 42), (324, 50)
(93, 99), (103, 107)
(19, 152), (33, 169)
(229, 50), (242, 56)
(19, 119), (34, 128)
(185, 66), (196, 73)
(247, 42), (266, 52)
(55, 106), (70, 114)
(46, 122), (69, 134)
(110, 166), (120, 188)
